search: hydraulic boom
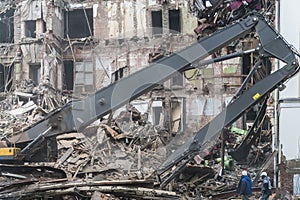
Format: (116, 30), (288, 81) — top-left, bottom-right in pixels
(0, 13), (299, 188)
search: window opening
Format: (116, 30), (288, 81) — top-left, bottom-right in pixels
(169, 9), (181, 34)
(171, 98), (185, 133)
(25, 20), (36, 38)
(63, 60), (74, 91)
(151, 10), (163, 35)
(152, 101), (163, 125)
(64, 8), (93, 38)
(0, 9), (14, 43)
(29, 64), (41, 86)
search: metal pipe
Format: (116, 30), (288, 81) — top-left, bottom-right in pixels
(274, 0), (281, 189)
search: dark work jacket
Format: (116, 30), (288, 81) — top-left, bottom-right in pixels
(237, 175), (252, 195)
(261, 176), (272, 196)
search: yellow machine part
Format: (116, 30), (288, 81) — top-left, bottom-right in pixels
(0, 147), (21, 157)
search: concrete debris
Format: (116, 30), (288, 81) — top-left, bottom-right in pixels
(0, 0), (290, 199)
(0, 179), (180, 199)
(7, 100), (36, 116)
(0, 79), (67, 138)
(0, 92), (275, 199)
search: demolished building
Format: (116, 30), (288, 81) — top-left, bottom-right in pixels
(0, 0), (298, 199)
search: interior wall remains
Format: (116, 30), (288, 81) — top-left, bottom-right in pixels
(0, 0), (248, 132)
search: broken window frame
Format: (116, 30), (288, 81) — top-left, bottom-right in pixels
(25, 20), (37, 38)
(64, 8), (94, 39)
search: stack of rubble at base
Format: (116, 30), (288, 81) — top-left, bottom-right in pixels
(0, 81), (275, 199)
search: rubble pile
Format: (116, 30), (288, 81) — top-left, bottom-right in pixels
(0, 80), (67, 139)
(0, 80), (276, 199)
(0, 0), (291, 199)
(55, 107), (171, 180)
(50, 115), (274, 199)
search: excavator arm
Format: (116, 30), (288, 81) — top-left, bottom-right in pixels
(157, 15), (299, 186)
(11, 14), (259, 143)
(1, 13), (260, 161)
(1, 13), (298, 171)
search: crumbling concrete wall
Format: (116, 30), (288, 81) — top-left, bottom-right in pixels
(0, 0), (245, 133)
(0, 1), (282, 198)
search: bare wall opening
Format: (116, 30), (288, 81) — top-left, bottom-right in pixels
(64, 8), (93, 38)
(0, 64), (13, 92)
(63, 60), (74, 91)
(0, 9), (14, 43)
(25, 20), (36, 38)
(171, 97), (185, 133)
(152, 100), (163, 126)
(29, 64), (41, 86)
(151, 10), (163, 35)
(169, 9), (181, 34)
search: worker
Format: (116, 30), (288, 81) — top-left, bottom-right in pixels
(237, 170), (252, 200)
(260, 171), (272, 200)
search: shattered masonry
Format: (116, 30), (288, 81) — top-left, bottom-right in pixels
(0, 0), (245, 137)
(0, 0), (296, 199)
